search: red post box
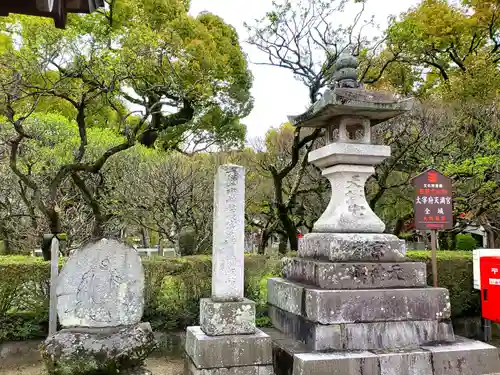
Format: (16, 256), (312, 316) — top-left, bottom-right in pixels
(480, 256), (500, 323)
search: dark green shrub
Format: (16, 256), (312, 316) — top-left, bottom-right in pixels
(0, 254), (281, 341)
(455, 234), (478, 251)
(178, 229), (211, 256)
(406, 251), (479, 317)
(0, 251), (480, 342)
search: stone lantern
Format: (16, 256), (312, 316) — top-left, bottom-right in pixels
(287, 54), (413, 235)
(266, 54), (500, 375)
(0, 0), (104, 29)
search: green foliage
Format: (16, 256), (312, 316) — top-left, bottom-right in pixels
(0, 254), (281, 341)
(407, 251), (479, 317)
(0, 251), (481, 342)
(455, 234), (478, 251)
(386, 0), (500, 100)
(177, 229), (210, 256)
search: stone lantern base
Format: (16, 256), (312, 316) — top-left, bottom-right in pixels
(266, 234), (500, 375)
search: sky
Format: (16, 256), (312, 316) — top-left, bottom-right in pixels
(189, 0), (421, 140)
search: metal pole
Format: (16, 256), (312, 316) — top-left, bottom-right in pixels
(483, 318), (492, 343)
(431, 230), (438, 287)
(48, 236), (59, 336)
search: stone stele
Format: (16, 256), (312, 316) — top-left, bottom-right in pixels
(56, 238), (145, 328)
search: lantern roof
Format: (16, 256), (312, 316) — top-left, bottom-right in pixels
(288, 53), (414, 129)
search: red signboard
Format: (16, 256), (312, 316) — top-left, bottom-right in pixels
(413, 169), (453, 230)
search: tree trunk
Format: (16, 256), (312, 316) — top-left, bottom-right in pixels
(393, 218), (405, 237)
(41, 207), (62, 261)
(272, 173), (298, 252)
(278, 233), (288, 255)
(141, 227), (150, 248)
(259, 229), (270, 255)
(157, 234), (163, 256)
(278, 207), (298, 251)
(0, 223), (12, 255)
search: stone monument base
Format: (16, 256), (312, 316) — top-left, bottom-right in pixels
(266, 328), (500, 375)
(185, 326), (274, 375)
(41, 322), (156, 375)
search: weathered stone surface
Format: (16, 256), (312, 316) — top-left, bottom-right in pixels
(343, 320), (454, 350)
(200, 298), (256, 336)
(269, 305), (454, 351)
(267, 278), (452, 324)
(298, 233), (405, 262)
(305, 286), (451, 324)
(263, 328), (311, 375)
(282, 258), (426, 289)
(267, 278), (303, 316)
(308, 143), (391, 168)
(374, 349), (432, 375)
(422, 336), (500, 375)
(212, 165), (245, 302)
(268, 305), (342, 352)
(310, 164), (386, 233)
(293, 351), (380, 375)
(41, 323), (156, 375)
(56, 238), (145, 328)
(288, 82), (414, 129)
(185, 357), (273, 375)
(185, 326), (272, 369)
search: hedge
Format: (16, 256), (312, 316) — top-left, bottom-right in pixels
(0, 251), (478, 342)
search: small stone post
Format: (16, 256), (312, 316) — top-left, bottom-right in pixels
(185, 165), (273, 375)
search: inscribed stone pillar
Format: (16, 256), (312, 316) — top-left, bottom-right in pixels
(185, 165), (273, 375)
(211, 164), (245, 302)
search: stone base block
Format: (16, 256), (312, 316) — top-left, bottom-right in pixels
(268, 305), (342, 351)
(185, 356), (273, 375)
(268, 278), (451, 324)
(200, 298), (256, 336)
(293, 351), (380, 375)
(269, 305), (454, 351)
(375, 349), (432, 375)
(282, 258), (426, 289)
(267, 328), (499, 375)
(40, 323), (156, 375)
(298, 233), (405, 261)
(422, 337), (500, 375)
(185, 327), (272, 369)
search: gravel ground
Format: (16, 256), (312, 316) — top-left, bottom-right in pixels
(1, 358), (184, 375)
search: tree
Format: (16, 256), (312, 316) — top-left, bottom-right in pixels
(386, 0), (500, 99)
(250, 123), (325, 252)
(0, 0), (253, 255)
(110, 150), (215, 255)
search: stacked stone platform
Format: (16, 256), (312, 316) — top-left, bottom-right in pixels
(267, 233), (500, 375)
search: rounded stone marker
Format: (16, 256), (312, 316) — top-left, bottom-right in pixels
(56, 238), (145, 328)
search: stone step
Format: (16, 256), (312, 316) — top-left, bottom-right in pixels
(421, 337), (500, 375)
(298, 233), (406, 262)
(269, 305), (454, 351)
(185, 356), (274, 375)
(185, 327), (273, 369)
(268, 278), (451, 324)
(266, 328), (500, 375)
(282, 258), (427, 289)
